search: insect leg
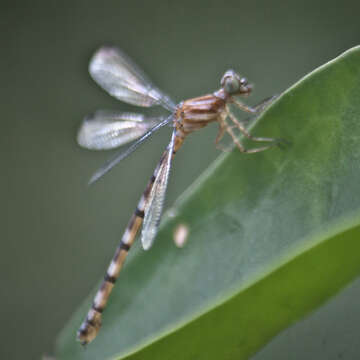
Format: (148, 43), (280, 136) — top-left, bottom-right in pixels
(230, 95), (278, 114)
(225, 105), (277, 143)
(224, 122), (278, 154)
(215, 115), (235, 152)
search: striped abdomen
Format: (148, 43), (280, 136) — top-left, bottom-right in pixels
(77, 207), (144, 345)
(77, 163), (160, 345)
(77, 135), (184, 346)
(176, 94), (225, 134)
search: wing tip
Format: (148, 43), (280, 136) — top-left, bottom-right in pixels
(93, 44), (118, 56)
(141, 242), (152, 251)
(76, 114), (94, 149)
(89, 45), (119, 75)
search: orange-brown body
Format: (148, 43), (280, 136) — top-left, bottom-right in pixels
(175, 91), (227, 137)
(77, 50), (280, 345)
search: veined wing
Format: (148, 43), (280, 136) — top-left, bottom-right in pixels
(88, 115), (173, 185)
(77, 110), (162, 150)
(141, 131), (175, 250)
(89, 46), (176, 111)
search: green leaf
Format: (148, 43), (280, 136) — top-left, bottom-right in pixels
(56, 46), (360, 360)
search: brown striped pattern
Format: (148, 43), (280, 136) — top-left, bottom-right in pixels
(77, 90), (272, 345)
(181, 95), (224, 122)
(174, 94), (225, 135)
(77, 142), (181, 346)
(78, 49), (278, 347)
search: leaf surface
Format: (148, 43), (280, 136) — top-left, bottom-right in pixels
(56, 46), (360, 360)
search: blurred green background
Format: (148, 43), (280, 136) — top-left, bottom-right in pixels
(2, 0), (360, 359)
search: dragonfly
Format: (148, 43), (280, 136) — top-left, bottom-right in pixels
(76, 46), (281, 345)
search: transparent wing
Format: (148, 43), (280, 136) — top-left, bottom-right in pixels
(141, 131), (175, 250)
(89, 46), (176, 111)
(88, 115), (173, 185)
(77, 110), (162, 150)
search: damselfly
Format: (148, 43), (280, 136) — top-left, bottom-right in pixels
(77, 46), (281, 345)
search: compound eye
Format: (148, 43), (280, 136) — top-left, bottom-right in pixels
(224, 76), (240, 95)
(240, 77), (248, 85)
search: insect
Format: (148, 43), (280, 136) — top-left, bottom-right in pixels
(76, 46), (281, 345)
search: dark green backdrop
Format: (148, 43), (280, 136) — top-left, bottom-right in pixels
(2, 1), (360, 359)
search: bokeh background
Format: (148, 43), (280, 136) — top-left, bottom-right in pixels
(2, 1), (360, 359)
